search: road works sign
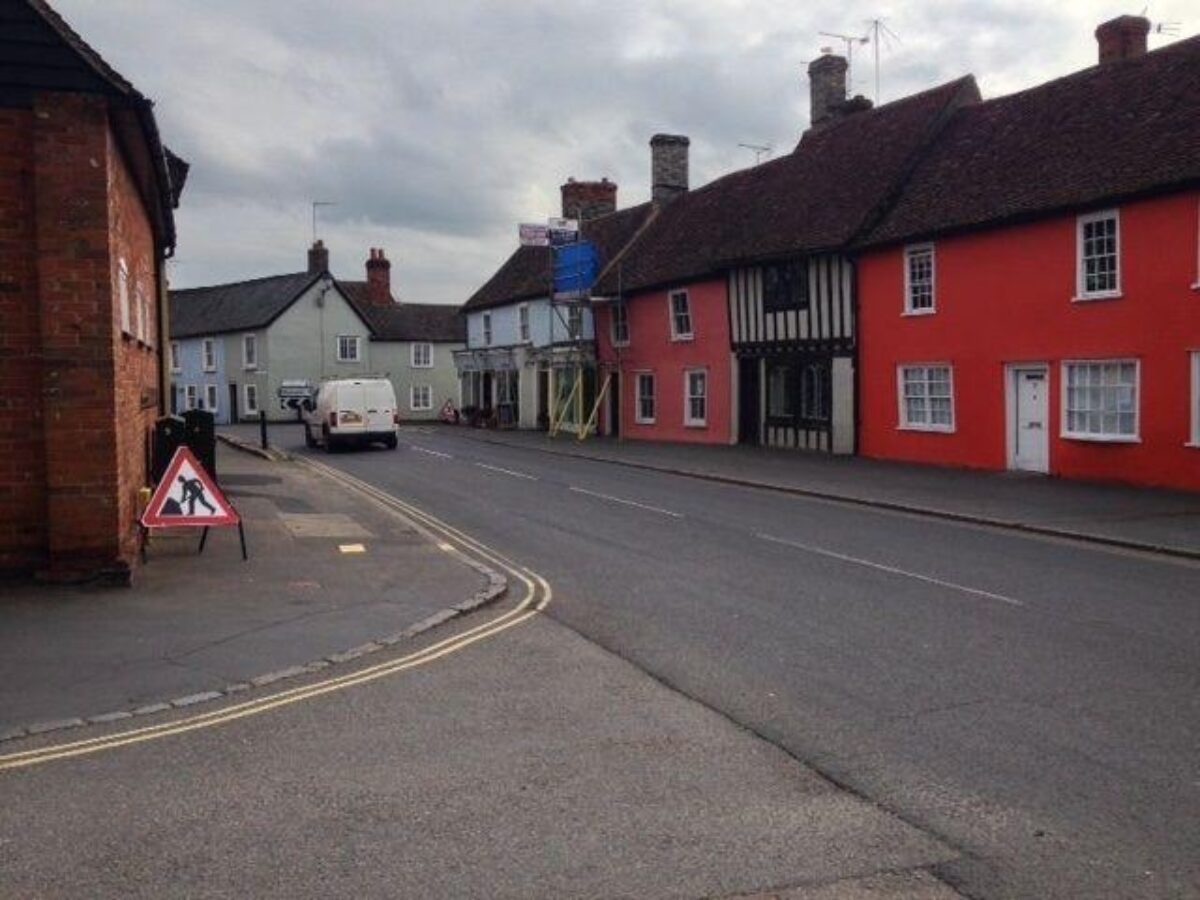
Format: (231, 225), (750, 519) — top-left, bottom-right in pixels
(141, 446), (240, 529)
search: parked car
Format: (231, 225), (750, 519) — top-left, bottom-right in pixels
(303, 378), (398, 451)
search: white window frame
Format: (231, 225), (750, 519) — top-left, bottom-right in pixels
(133, 281), (146, 342)
(410, 384), (433, 411)
(635, 372), (655, 425)
(1075, 209), (1122, 301)
(411, 342), (433, 368)
(242, 334), (257, 370)
(903, 243), (936, 315)
(611, 300), (630, 346)
(204, 384), (219, 415)
(1190, 352), (1200, 447)
(897, 364), (956, 433)
(336, 334), (361, 363)
(518, 303), (531, 343)
(118, 258), (132, 336)
(1060, 359), (1140, 442)
(169, 341), (181, 373)
(201, 338), (216, 372)
(244, 383), (259, 416)
(567, 304), (584, 340)
(669, 290), (693, 341)
(684, 368), (708, 427)
(184, 385), (197, 410)
(482, 312), (493, 346)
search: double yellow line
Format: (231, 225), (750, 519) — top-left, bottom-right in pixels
(0, 459), (551, 773)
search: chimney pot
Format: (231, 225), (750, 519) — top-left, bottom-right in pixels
(1096, 15), (1150, 64)
(307, 239), (329, 275)
(560, 178), (618, 222)
(808, 53), (848, 126)
(365, 246), (393, 306)
(650, 134), (690, 205)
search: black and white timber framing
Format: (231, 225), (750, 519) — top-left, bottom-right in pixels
(728, 254), (856, 453)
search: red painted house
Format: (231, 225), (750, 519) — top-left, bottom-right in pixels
(0, 0), (186, 580)
(594, 68), (977, 452)
(856, 17), (1200, 492)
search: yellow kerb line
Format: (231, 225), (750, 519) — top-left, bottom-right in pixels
(0, 460), (551, 772)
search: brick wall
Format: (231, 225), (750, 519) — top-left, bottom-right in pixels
(0, 92), (163, 581)
(0, 108), (47, 572)
(107, 124), (160, 568)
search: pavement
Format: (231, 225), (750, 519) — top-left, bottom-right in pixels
(0, 603), (966, 899)
(274, 425), (1200, 899)
(379, 423), (1200, 558)
(0, 443), (498, 737)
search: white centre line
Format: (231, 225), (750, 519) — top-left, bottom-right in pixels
(570, 486), (683, 519)
(756, 532), (1023, 606)
(409, 445), (453, 459)
(476, 462), (538, 481)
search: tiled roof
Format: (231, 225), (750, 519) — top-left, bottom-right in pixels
(338, 281), (465, 342)
(14, 0), (186, 249)
(169, 272), (321, 339)
(861, 35), (1200, 247)
(593, 77), (978, 295)
(463, 202), (656, 312)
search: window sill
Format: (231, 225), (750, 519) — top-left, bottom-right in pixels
(1185, 442), (1200, 449)
(1071, 291), (1123, 303)
(1061, 433), (1140, 444)
(244, 365), (257, 371)
(901, 308), (936, 317)
(611, 341), (630, 349)
(1191, 283), (1200, 292)
(897, 424), (956, 434)
(671, 335), (695, 343)
(684, 421), (708, 429)
(635, 419), (656, 426)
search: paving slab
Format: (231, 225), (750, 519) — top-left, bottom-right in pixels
(0, 444), (486, 732)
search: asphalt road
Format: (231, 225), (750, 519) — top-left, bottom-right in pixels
(286, 425), (1200, 900)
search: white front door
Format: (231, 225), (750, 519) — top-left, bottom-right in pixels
(1011, 366), (1049, 473)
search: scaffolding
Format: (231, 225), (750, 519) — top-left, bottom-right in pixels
(545, 237), (608, 441)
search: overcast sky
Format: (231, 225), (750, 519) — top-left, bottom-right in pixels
(54, 1), (1193, 303)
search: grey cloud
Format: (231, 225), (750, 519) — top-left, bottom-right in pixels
(53, 0), (1196, 298)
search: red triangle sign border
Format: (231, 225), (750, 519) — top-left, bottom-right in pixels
(141, 446), (240, 529)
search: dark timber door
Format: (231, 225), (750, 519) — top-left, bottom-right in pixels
(738, 357), (760, 445)
(228, 383), (239, 423)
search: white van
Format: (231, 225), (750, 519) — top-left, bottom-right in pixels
(303, 378), (398, 451)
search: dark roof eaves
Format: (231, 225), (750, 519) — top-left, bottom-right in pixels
(855, 175), (1200, 253)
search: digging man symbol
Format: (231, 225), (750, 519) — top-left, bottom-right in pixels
(177, 473), (216, 516)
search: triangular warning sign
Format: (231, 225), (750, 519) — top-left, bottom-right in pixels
(142, 447), (240, 528)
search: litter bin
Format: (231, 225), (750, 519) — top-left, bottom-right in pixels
(182, 409), (218, 482)
(152, 415), (186, 484)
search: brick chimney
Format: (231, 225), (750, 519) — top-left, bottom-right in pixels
(307, 239), (329, 274)
(561, 178), (617, 222)
(365, 247), (393, 306)
(1096, 15), (1150, 64)
(808, 53), (848, 126)
(650, 134), (689, 205)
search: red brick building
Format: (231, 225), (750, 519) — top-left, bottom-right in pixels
(0, 0), (186, 580)
(856, 19), (1200, 491)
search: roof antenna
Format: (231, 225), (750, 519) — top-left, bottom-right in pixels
(737, 142), (773, 165)
(865, 17), (901, 104)
(818, 28), (869, 96)
(311, 200), (336, 243)
(1152, 20), (1181, 36)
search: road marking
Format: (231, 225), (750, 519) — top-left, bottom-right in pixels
(475, 462), (538, 481)
(409, 445), (452, 459)
(0, 460), (551, 773)
(569, 486), (683, 519)
(756, 532), (1023, 607)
